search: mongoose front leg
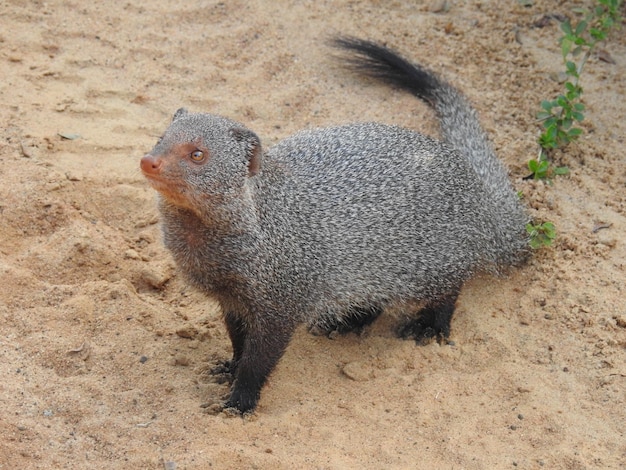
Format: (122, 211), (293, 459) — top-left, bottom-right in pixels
(223, 311), (247, 370)
(397, 293), (458, 345)
(224, 312), (297, 413)
(209, 311), (246, 381)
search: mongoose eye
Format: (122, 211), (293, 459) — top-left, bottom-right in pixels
(189, 150), (205, 162)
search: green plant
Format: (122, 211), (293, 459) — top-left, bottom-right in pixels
(527, 157), (570, 180)
(526, 222), (556, 249)
(530, 0), (622, 179)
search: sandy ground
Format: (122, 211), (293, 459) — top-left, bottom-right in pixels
(1, 0), (625, 468)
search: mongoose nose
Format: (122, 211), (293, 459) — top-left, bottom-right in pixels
(140, 154), (163, 175)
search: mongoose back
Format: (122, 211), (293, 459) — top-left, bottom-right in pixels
(140, 37), (528, 413)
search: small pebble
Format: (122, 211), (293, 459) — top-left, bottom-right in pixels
(176, 326), (198, 339)
(430, 0), (451, 13)
(597, 235), (616, 248)
(20, 142), (38, 158)
(124, 249), (141, 260)
(140, 267), (172, 289)
(342, 361), (370, 382)
(174, 355), (190, 366)
(65, 171), (82, 181)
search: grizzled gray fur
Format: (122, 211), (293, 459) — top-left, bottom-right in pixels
(140, 37), (528, 413)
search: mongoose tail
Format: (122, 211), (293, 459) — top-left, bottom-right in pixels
(332, 37), (528, 266)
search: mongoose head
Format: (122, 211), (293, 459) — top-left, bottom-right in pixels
(141, 108), (262, 213)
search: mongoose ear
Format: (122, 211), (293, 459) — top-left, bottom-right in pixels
(230, 128), (263, 177)
(172, 108), (189, 122)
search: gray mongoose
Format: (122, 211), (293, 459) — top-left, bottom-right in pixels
(140, 37), (529, 413)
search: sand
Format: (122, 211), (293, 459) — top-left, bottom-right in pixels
(1, 0), (624, 468)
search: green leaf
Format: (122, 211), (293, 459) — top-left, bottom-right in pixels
(529, 159), (550, 179)
(544, 117), (557, 129)
(560, 19), (573, 35)
(538, 133), (556, 149)
(565, 88), (578, 100)
(572, 111), (585, 122)
(541, 100), (554, 111)
(565, 61), (578, 76)
(568, 127), (583, 137)
(542, 222), (557, 238)
(574, 20), (588, 36)
(561, 37), (573, 58)
(539, 140), (556, 150)
(574, 35), (587, 45)
(526, 222), (557, 249)
(536, 111), (553, 121)
(554, 166), (570, 175)
(590, 28), (606, 41)
(556, 130), (570, 146)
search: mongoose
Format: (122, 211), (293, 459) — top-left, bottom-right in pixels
(140, 37), (528, 413)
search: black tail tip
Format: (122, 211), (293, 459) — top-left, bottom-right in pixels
(328, 35), (440, 104)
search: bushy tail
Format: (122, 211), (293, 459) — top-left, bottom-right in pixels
(331, 36), (529, 265)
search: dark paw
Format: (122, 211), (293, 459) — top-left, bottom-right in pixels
(397, 319), (446, 345)
(225, 388), (259, 415)
(210, 360), (236, 384)
(396, 296), (456, 345)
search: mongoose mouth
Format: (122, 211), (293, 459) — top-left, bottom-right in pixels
(141, 154), (193, 208)
(143, 176), (193, 207)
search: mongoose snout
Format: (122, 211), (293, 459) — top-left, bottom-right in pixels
(140, 154), (163, 175)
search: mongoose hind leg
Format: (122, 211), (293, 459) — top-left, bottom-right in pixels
(396, 293), (458, 345)
(339, 305), (384, 334)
